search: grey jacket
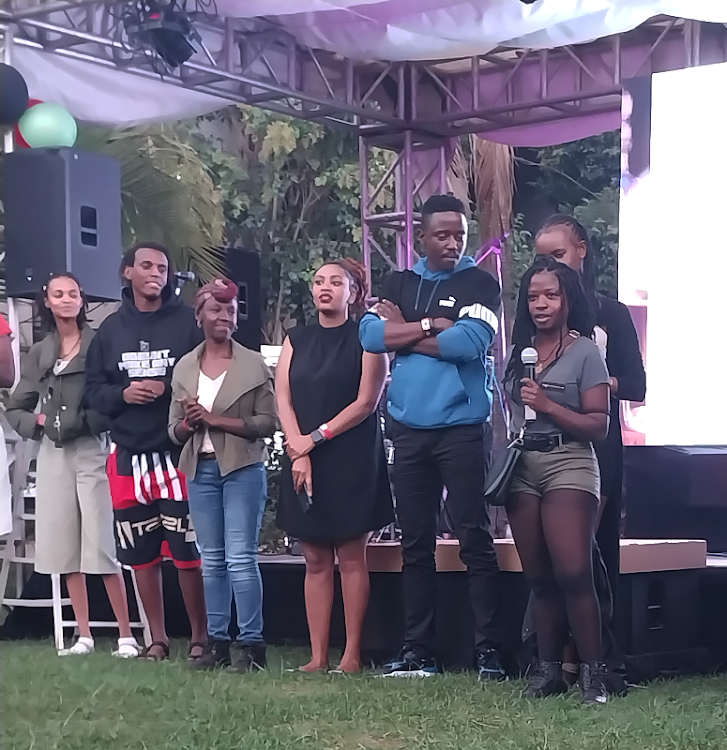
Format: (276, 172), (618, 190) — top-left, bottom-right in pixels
(5, 325), (109, 445)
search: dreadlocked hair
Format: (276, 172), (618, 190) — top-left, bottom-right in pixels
(537, 214), (598, 310)
(505, 255), (595, 386)
(324, 258), (369, 318)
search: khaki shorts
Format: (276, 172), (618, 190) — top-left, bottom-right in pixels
(510, 442), (601, 499)
(35, 435), (119, 575)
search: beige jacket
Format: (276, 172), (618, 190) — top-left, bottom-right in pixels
(169, 340), (278, 480)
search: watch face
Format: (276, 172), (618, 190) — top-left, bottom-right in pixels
(311, 429), (323, 444)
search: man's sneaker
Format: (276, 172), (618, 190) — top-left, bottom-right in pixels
(523, 661), (569, 698)
(377, 648), (439, 677)
(227, 642), (267, 674)
(476, 648), (507, 682)
(190, 639), (230, 671)
(579, 662), (609, 705)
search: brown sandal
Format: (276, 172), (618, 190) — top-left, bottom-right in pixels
(142, 641), (170, 662)
(187, 641), (207, 662)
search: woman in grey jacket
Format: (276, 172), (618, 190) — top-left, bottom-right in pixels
(5, 274), (139, 657)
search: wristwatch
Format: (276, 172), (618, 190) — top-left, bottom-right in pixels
(311, 423), (333, 445)
(421, 318), (434, 337)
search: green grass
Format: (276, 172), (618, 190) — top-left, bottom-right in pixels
(2, 641), (726, 750)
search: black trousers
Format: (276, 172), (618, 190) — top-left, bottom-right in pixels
(389, 420), (500, 655)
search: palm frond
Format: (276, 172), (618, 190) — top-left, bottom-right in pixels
(472, 136), (515, 239)
(447, 138), (472, 214)
(76, 124), (226, 281)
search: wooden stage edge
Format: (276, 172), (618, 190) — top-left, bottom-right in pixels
(260, 538), (709, 575)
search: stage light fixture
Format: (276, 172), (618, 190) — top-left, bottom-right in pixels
(123, 1), (202, 69)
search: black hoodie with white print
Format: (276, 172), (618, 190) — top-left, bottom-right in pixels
(85, 286), (203, 460)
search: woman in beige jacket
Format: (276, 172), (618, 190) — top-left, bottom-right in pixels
(169, 279), (277, 674)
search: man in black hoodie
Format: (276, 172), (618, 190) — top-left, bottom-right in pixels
(85, 243), (206, 661)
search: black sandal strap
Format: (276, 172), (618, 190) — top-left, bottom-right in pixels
(142, 641), (170, 660)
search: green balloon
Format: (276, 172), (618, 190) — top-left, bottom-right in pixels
(17, 102), (77, 148)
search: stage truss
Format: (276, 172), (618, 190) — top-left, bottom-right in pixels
(2, 3), (727, 275)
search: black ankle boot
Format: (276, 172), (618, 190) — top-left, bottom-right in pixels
(580, 662), (608, 705)
(190, 639), (230, 670)
(523, 661), (569, 698)
(228, 642), (267, 674)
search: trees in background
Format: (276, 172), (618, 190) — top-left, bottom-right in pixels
(191, 106), (394, 344)
(508, 132), (620, 305)
(1, 110), (619, 338)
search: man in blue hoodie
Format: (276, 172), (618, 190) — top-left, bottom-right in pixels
(360, 194), (504, 679)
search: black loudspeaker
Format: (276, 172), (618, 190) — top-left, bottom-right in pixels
(4, 148), (122, 301)
(226, 248), (262, 351)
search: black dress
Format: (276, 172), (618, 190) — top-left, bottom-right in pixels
(277, 319), (394, 541)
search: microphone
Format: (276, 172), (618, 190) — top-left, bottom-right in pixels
(521, 347), (538, 421)
(172, 270), (196, 297)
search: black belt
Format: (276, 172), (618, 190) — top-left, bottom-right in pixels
(515, 433), (575, 452)
(198, 452), (217, 461)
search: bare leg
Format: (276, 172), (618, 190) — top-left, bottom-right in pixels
(335, 535), (370, 673)
(177, 567), (208, 657)
(103, 571), (132, 638)
(134, 564), (168, 657)
(65, 573), (91, 639)
(300, 541), (335, 672)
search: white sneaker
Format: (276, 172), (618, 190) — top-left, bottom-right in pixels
(59, 636), (95, 656)
(113, 637), (141, 659)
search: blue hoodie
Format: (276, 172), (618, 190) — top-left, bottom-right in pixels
(359, 256), (499, 430)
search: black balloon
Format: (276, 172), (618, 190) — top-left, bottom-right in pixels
(0, 63), (30, 126)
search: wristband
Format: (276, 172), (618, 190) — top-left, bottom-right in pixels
(183, 418), (192, 432)
(320, 423), (333, 441)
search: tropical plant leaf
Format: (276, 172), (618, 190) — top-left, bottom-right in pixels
(75, 124), (226, 281)
(472, 135), (515, 241)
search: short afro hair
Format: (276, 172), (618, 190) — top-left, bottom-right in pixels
(420, 194), (467, 229)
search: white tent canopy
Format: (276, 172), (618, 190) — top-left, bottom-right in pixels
(4, 0), (727, 132)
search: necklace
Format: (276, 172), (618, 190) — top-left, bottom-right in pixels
(534, 334), (564, 374)
(59, 334), (82, 361)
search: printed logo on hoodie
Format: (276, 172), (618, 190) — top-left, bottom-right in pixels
(118, 342), (176, 378)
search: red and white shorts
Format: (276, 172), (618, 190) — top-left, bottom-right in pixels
(107, 445), (200, 570)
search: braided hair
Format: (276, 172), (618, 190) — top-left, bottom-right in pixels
(324, 258), (368, 318)
(537, 214), (598, 310)
(505, 255), (595, 385)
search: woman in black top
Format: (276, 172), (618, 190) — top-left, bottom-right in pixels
(535, 216), (646, 608)
(276, 259), (393, 673)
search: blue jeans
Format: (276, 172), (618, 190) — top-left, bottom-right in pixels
(188, 460), (267, 643)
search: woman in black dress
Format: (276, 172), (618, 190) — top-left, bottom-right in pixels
(276, 258), (393, 673)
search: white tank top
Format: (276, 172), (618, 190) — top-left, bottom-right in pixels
(197, 370), (226, 454)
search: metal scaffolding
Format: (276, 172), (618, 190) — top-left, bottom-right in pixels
(2, 4), (727, 271)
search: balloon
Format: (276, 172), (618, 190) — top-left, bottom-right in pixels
(17, 102), (78, 148)
(14, 99), (43, 148)
(0, 63), (29, 126)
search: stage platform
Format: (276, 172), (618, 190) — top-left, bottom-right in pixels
(261, 538), (723, 679)
(3, 539), (725, 680)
